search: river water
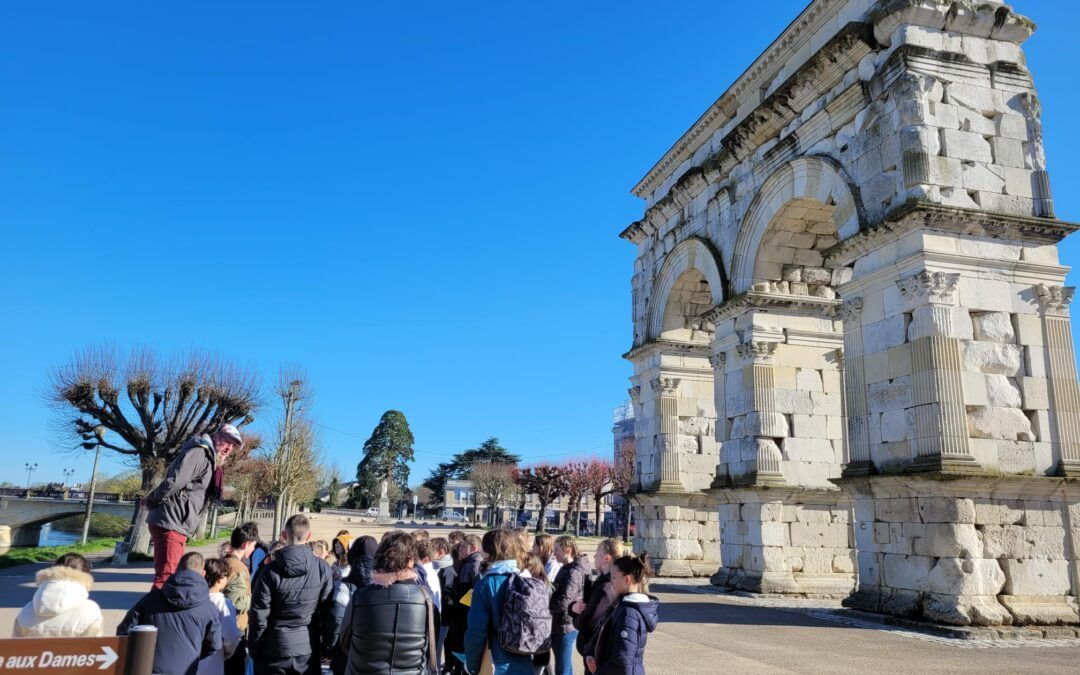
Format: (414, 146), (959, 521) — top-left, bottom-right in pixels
(38, 523), (81, 547)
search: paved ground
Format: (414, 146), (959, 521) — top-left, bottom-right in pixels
(2, 514), (1079, 673)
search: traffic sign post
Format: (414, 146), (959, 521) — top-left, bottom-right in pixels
(0, 626), (157, 674)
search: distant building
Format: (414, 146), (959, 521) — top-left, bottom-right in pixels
(609, 400), (635, 536)
(441, 478), (611, 532)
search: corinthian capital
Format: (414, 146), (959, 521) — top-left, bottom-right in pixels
(709, 352), (727, 371)
(650, 377), (680, 396)
(736, 341), (778, 363)
(1036, 284), (1075, 316)
(839, 297), (863, 323)
(896, 271), (959, 305)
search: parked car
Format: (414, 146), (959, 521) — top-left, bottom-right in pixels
(364, 507), (379, 517)
(441, 511), (467, 522)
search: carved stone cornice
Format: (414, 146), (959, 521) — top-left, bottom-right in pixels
(736, 340), (778, 364)
(896, 271), (960, 306)
(650, 377), (681, 397)
(631, 0), (847, 201)
(869, 0), (1035, 48)
(622, 339), (712, 363)
(1036, 284), (1075, 316)
(702, 291), (842, 325)
(826, 204), (1080, 268)
(625, 22), (874, 242)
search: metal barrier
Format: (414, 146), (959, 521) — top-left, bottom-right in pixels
(0, 625), (157, 674)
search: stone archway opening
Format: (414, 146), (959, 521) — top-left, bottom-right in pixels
(660, 269), (716, 343)
(750, 197), (845, 300)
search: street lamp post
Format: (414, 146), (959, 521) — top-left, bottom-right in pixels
(24, 463), (38, 496)
(62, 468), (75, 487)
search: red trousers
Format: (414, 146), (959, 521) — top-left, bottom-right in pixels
(149, 524), (188, 588)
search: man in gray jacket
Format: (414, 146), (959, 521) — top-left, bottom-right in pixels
(145, 424), (243, 588)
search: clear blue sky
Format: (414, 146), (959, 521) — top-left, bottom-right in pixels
(2, 1), (1079, 488)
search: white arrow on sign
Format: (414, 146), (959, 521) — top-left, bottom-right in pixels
(95, 646), (118, 671)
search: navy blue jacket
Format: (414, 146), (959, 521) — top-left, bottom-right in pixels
(249, 543), (335, 673)
(592, 594), (660, 675)
(118, 570), (222, 675)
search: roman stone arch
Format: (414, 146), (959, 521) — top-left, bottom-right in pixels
(647, 237), (727, 341)
(731, 156), (862, 295)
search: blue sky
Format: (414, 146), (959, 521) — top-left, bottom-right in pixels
(2, 1), (1079, 489)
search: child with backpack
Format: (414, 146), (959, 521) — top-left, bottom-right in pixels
(464, 529), (550, 675)
(586, 553), (659, 675)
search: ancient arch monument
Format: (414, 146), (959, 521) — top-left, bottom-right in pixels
(622, 0), (1080, 626)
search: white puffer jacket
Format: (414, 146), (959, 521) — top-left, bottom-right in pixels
(13, 565), (103, 638)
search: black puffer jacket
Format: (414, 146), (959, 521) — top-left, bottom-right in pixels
(117, 570), (222, 675)
(551, 555), (590, 637)
(572, 572), (616, 657)
(345, 575), (433, 675)
(249, 544), (334, 674)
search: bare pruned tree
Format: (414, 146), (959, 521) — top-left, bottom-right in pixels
(266, 367), (322, 534)
(49, 344), (259, 552)
(468, 461), (517, 527)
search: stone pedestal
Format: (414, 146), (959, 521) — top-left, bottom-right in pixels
(709, 487), (855, 596)
(376, 497), (393, 524)
(840, 475), (1080, 626)
(11, 526), (40, 548)
(632, 491), (718, 578)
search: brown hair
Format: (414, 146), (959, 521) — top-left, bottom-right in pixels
(488, 529), (525, 565)
(554, 535), (579, 559)
(513, 527), (529, 548)
(179, 551), (205, 572)
(54, 552), (91, 574)
(463, 534), (482, 551)
(204, 558), (229, 587)
(375, 531), (417, 573)
(598, 538), (625, 559)
(336, 529), (351, 537)
(448, 530), (465, 545)
(525, 553), (547, 583)
(412, 529), (430, 541)
(311, 540), (330, 557)
(612, 552), (653, 592)
(284, 514), (311, 543)
(534, 534), (555, 564)
(431, 537), (450, 556)
(416, 539), (432, 562)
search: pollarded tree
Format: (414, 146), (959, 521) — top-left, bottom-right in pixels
(355, 410), (415, 508)
(516, 463), (568, 533)
(50, 344), (258, 553)
(612, 437), (636, 542)
(583, 458), (614, 536)
(560, 460), (591, 534)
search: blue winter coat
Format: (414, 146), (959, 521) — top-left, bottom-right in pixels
(464, 560), (533, 675)
(118, 570), (222, 675)
(592, 594), (660, 675)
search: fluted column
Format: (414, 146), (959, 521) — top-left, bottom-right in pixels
(651, 376), (683, 491)
(628, 385), (643, 491)
(900, 272), (976, 471)
(737, 340), (785, 485)
(1036, 285), (1080, 476)
(839, 298), (871, 476)
(711, 352), (728, 443)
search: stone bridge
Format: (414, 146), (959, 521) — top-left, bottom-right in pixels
(622, 0), (1080, 628)
(0, 491), (136, 546)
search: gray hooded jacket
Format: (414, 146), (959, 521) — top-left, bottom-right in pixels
(145, 434), (217, 537)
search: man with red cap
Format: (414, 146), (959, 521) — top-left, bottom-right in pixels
(145, 424), (243, 588)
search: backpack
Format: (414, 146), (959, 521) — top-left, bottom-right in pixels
(497, 573), (552, 656)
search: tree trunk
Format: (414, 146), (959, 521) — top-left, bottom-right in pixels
(127, 456), (164, 555)
(594, 493), (602, 537)
(623, 500), (632, 544)
(272, 491), (285, 539)
(537, 497), (548, 533)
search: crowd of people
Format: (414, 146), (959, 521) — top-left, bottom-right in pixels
(11, 427), (661, 674)
(13, 520), (660, 675)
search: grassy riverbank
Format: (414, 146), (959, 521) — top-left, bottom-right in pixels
(0, 538), (119, 570)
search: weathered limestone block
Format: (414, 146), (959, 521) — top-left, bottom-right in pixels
(868, 376), (912, 413)
(1018, 377), (1049, 410)
(961, 341), (1024, 375)
(971, 312), (1015, 343)
(879, 409), (913, 443)
(984, 375), (1022, 408)
(877, 498), (917, 523)
(996, 440), (1036, 474)
(980, 525), (1027, 559)
(967, 407), (1035, 441)
(923, 594), (1012, 627)
(1001, 559), (1072, 596)
(922, 558), (1005, 597)
(883, 553), (934, 591)
(973, 500), (1025, 526)
(789, 522), (850, 549)
(907, 305), (972, 340)
(999, 596), (1080, 625)
(912, 523), (983, 558)
(917, 497), (975, 524)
